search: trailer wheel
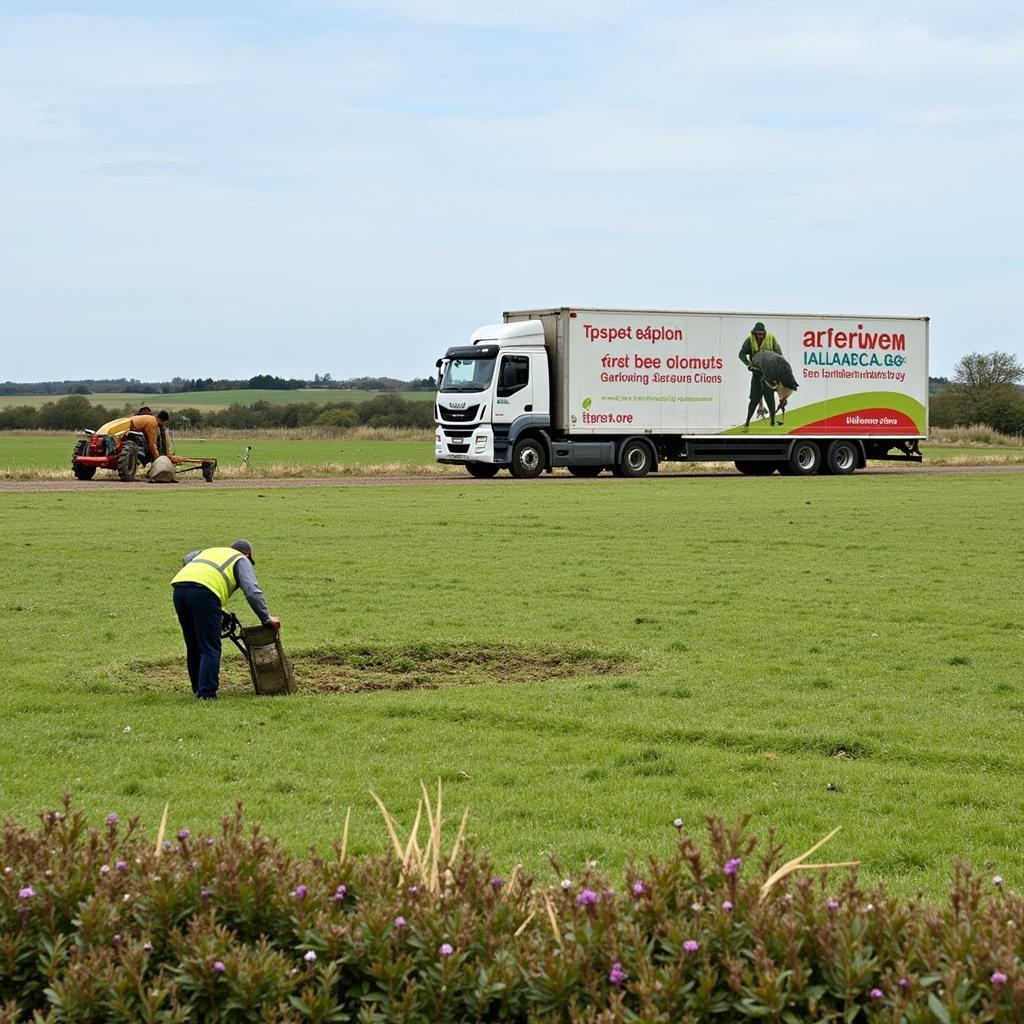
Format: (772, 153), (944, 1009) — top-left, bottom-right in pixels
(618, 439), (653, 478)
(466, 462), (500, 479)
(202, 461), (217, 482)
(510, 438), (545, 479)
(567, 465), (602, 478)
(788, 440), (820, 476)
(825, 440), (858, 475)
(71, 440), (96, 480)
(117, 441), (139, 482)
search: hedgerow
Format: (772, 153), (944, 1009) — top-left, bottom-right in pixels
(1, 796), (1021, 1022)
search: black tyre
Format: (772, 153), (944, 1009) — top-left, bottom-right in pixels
(825, 440), (858, 476)
(117, 441), (139, 482)
(72, 440), (96, 480)
(202, 461), (216, 482)
(618, 439), (653, 478)
(466, 462), (500, 479)
(509, 437), (545, 479)
(567, 465), (603, 478)
(788, 440), (821, 476)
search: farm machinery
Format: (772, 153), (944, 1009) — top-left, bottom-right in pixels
(71, 418), (217, 482)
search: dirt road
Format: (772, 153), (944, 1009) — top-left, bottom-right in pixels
(1, 463), (1021, 493)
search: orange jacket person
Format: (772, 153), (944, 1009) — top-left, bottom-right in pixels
(128, 411), (170, 460)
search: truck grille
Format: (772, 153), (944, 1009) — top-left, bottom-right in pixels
(439, 404), (479, 423)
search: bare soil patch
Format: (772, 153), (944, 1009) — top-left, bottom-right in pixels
(129, 643), (629, 696)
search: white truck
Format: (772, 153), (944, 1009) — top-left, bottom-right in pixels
(434, 307), (928, 478)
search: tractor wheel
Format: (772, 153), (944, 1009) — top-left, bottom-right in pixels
(567, 465), (602, 478)
(117, 441), (139, 482)
(466, 462), (500, 479)
(202, 461), (216, 482)
(72, 440), (96, 480)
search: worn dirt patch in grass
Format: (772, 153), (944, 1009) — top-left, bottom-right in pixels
(127, 644), (631, 696)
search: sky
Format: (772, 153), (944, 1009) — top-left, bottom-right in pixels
(2, 0), (1022, 383)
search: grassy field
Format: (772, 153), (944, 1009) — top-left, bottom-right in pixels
(1, 430), (1023, 478)
(0, 389), (434, 412)
(0, 431), (439, 474)
(1, 471), (1022, 898)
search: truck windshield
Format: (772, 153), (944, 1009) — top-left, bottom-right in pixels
(439, 356), (496, 393)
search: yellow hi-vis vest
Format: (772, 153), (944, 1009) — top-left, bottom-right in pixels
(747, 332), (780, 361)
(172, 548), (245, 606)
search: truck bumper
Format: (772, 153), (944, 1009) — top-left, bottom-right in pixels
(435, 425), (499, 464)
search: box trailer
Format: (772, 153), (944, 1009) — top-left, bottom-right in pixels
(434, 307), (928, 477)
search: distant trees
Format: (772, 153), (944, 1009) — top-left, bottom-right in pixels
(931, 351), (1024, 434)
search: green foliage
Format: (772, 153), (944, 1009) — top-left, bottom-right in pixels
(932, 352), (1024, 434)
(0, 802), (1021, 1022)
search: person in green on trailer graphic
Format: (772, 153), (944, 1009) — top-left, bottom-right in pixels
(739, 321), (783, 429)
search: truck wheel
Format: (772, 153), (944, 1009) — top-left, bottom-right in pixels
(567, 465), (602, 478)
(117, 441), (139, 481)
(788, 440), (820, 476)
(510, 438), (545, 479)
(466, 463), (500, 479)
(618, 439), (653, 478)
(825, 440), (858, 475)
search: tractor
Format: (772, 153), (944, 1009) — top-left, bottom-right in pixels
(72, 417), (217, 482)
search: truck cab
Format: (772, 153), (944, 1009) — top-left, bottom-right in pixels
(435, 321), (551, 477)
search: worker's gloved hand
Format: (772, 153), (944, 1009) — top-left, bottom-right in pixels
(267, 616), (281, 631)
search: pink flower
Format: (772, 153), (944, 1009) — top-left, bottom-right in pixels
(18, 886), (35, 900)
(827, 899), (840, 911)
(394, 915), (407, 929)
(213, 961), (225, 974)
(683, 939), (699, 953)
(491, 877), (504, 890)
(177, 828), (190, 841)
(991, 971), (1008, 987)
(576, 888), (598, 907)
(439, 943), (454, 957)
(292, 884), (307, 900)
(609, 961), (627, 985)
(724, 858), (742, 876)
(722, 900), (734, 912)
(673, 818), (683, 829)
(333, 884), (347, 903)
(632, 880), (645, 897)
(304, 950), (317, 963)
(870, 987), (883, 999)
(106, 813), (119, 827)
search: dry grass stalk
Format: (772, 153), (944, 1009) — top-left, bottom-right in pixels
(154, 802), (169, 858)
(544, 894), (564, 950)
(513, 910), (536, 938)
(339, 807), (350, 864)
(369, 781), (469, 895)
(759, 826), (858, 900)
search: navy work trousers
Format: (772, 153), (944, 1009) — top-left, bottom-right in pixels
(172, 583), (223, 700)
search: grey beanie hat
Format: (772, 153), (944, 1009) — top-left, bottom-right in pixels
(231, 539), (254, 564)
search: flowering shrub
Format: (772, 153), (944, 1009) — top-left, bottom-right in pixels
(1, 798), (1022, 1022)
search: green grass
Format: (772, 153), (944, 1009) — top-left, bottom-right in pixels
(2, 431), (1022, 478)
(1, 472), (1022, 897)
(0, 432), (438, 472)
(0, 389), (434, 411)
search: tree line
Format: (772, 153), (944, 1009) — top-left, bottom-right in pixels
(930, 351), (1024, 435)
(0, 374), (435, 396)
(0, 394), (434, 432)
